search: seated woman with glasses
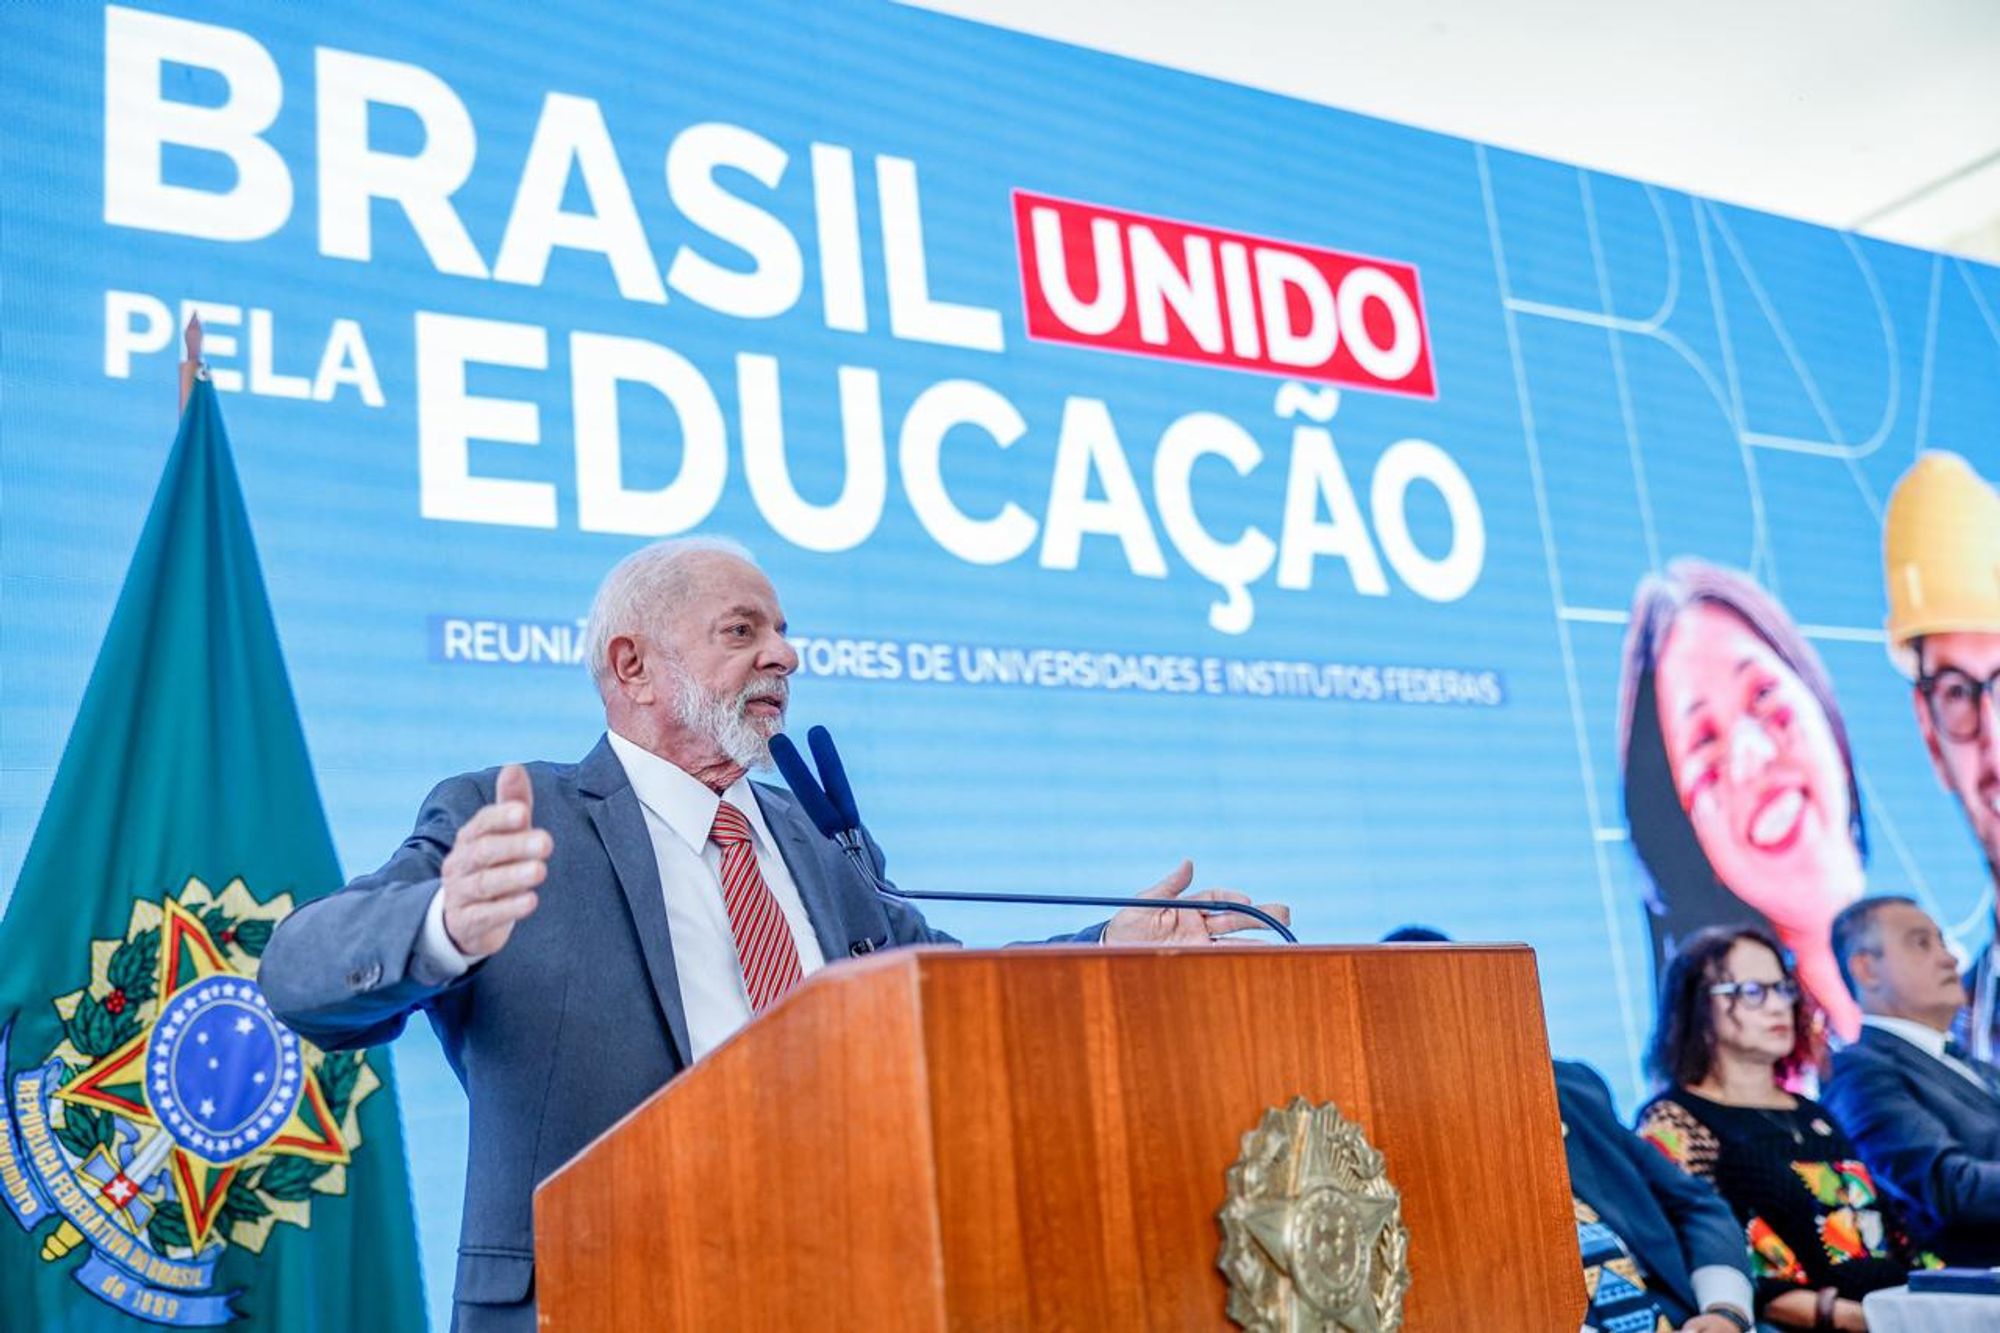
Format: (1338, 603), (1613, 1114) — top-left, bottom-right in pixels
(1637, 926), (1935, 1332)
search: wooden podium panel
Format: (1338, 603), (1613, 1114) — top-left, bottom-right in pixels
(534, 946), (1581, 1330)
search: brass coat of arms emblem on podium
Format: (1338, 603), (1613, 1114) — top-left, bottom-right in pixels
(1218, 1096), (1412, 1331)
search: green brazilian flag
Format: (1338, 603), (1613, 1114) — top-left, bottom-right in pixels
(0, 378), (426, 1329)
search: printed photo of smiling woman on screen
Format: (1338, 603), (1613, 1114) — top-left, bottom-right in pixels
(1619, 559), (1871, 1041)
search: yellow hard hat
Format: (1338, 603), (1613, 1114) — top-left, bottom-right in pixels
(1883, 450), (2000, 676)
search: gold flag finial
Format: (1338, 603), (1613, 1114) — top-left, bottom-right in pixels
(177, 313), (206, 410)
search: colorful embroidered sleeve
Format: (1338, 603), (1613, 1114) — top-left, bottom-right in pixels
(1636, 1100), (1720, 1181)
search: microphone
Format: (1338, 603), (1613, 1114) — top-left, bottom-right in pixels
(767, 728), (1296, 943)
(807, 726), (861, 831)
(768, 730), (846, 839)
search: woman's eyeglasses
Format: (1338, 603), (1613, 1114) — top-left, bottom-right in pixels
(1707, 978), (1799, 1008)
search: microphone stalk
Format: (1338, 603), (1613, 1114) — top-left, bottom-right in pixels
(774, 729), (1297, 944)
(832, 827), (1297, 943)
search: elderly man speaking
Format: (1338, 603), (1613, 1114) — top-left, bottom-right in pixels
(259, 536), (1285, 1333)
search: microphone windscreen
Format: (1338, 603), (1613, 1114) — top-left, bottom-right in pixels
(768, 733), (846, 838)
(807, 726), (862, 829)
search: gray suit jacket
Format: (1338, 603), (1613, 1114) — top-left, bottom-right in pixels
(260, 736), (1086, 1332)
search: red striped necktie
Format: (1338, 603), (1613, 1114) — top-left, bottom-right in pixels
(709, 800), (804, 1012)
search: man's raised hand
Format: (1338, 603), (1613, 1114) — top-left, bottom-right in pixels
(440, 764), (552, 959)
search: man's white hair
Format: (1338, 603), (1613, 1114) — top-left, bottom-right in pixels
(582, 536), (756, 693)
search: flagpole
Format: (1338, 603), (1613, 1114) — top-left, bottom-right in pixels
(33, 312), (210, 1271)
(178, 314), (205, 410)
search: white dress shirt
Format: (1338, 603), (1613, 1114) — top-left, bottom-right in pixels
(417, 731), (827, 1060)
(1689, 1269), (1756, 1329)
(1862, 1014), (1994, 1093)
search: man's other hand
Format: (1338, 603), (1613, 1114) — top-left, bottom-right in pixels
(1102, 859), (1290, 945)
(440, 764), (552, 958)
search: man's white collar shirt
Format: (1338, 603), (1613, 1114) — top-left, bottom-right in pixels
(605, 730), (827, 1060)
(1862, 1014), (1992, 1094)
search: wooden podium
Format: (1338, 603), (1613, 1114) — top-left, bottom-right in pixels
(534, 945), (1581, 1330)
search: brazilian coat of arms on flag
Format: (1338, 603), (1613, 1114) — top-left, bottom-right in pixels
(0, 881), (388, 1324)
(0, 377), (426, 1328)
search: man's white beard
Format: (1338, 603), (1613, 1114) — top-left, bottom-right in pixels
(672, 669), (788, 770)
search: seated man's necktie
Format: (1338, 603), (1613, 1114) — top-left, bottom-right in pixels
(1942, 1038), (2000, 1100)
(1573, 1198), (1672, 1333)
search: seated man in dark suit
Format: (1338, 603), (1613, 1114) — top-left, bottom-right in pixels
(1556, 1060), (1754, 1332)
(1823, 895), (2000, 1265)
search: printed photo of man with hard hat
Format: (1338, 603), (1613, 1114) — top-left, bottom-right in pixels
(1882, 450), (2000, 1057)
